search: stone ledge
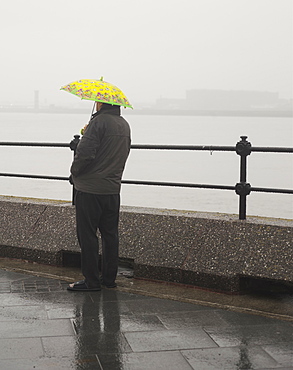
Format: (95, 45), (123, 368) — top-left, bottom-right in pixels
(0, 196), (292, 292)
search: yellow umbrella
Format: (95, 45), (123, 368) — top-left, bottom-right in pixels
(60, 77), (133, 108)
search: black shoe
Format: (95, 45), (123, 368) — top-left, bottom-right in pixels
(101, 280), (117, 288)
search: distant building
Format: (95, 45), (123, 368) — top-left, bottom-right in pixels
(155, 89), (282, 111)
(185, 89), (279, 110)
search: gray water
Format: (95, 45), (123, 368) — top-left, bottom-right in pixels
(0, 112), (292, 219)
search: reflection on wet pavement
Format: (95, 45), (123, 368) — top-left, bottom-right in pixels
(0, 261), (292, 369)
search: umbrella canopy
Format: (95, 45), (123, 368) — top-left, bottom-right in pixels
(60, 77), (133, 108)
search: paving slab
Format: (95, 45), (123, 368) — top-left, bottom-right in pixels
(181, 346), (281, 370)
(0, 356), (102, 370)
(98, 352), (194, 370)
(0, 318), (75, 338)
(124, 328), (218, 352)
(205, 323), (293, 347)
(0, 338), (44, 360)
(0, 264), (292, 370)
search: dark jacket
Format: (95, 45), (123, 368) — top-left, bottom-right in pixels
(71, 104), (131, 194)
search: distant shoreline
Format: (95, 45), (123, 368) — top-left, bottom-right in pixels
(124, 109), (293, 118)
(0, 107), (292, 118)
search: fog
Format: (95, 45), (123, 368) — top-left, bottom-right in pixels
(1, 0), (292, 108)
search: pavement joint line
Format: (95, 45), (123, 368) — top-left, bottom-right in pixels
(5, 267), (74, 282)
(117, 286), (293, 322)
(1, 265), (292, 323)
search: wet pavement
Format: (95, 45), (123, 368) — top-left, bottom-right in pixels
(0, 260), (292, 369)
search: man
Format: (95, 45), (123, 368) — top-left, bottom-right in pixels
(67, 101), (131, 291)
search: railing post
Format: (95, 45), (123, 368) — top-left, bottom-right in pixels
(235, 136), (251, 220)
(69, 135), (80, 205)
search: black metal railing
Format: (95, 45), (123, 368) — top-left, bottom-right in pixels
(0, 135), (292, 220)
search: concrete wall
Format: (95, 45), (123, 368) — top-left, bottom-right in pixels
(0, 196), (292, 292)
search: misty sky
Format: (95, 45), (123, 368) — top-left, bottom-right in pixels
(1, 0), (292, 107)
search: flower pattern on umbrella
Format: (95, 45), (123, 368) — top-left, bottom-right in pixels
(60, 78), (132, 108)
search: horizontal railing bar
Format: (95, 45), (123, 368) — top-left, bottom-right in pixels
(0, 173), (69, 181)
(132, 145), (293, 153)
(122, 179), (235, 190)
(251, 147), (293, 153)
(123, 180), (293, 194)
(130, 144), (236, 151)
(1, 142), (292, 153)
(251, 186), (293, 194)
(0, 142), (236, 151)
(0, 142), (69, 148)
(0, 173), (292, 194)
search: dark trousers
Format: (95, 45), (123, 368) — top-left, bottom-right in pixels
(75, 191), (120, 287)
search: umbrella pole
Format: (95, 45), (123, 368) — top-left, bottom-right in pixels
(89, 102), (96, 122)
